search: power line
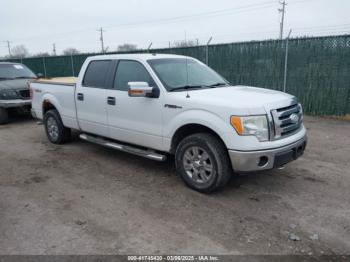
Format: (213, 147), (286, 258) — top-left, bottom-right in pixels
(104, 1), (277, 30)
(5, 1), (277, 43)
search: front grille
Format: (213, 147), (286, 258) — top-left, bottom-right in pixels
(19, 89), (30, 99)
(271, 103), (303, 139)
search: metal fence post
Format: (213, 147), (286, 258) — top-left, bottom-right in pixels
(206, 37), (213, 65)
(70, 54), (75, 76)
(42, 57), (47, 77)
(283, 29), (292, 93)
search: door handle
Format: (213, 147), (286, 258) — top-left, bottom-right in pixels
(107, 96), (116, 105)
(77, 93), (84, 101)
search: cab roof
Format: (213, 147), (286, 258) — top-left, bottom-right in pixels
(0, 62), (22, 65)
(88, 53), (190, 61)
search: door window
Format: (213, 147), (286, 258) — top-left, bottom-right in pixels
(114, 60), (154, 91)
(83, 60), (111, 88)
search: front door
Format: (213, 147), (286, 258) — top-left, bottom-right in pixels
(106, 60), (163, 150)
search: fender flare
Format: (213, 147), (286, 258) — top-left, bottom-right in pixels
(42, 93), (62, 116)
(165, 109), (233, 151)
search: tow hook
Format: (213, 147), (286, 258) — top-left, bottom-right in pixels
(278, 165), (286, 170)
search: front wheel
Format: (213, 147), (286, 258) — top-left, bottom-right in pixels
(175, 133), (232, 193)
(44, 109), (71, 144)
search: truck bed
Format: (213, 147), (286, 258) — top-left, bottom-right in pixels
(30, 77), (79, 130)
(33, 77), (77, 86)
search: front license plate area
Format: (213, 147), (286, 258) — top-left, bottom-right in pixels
(273, 150), (294, 168)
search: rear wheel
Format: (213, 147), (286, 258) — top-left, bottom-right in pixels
(0, 108), (9, 125)
(175, 133), (232, 193)
(44, 109), (71, 144)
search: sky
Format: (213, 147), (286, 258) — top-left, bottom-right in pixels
(1, 0), (350, 57)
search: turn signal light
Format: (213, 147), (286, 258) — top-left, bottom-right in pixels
(230, 116), (243, 135)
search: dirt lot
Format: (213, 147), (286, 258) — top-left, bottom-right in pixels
(0, 116), (349, 255)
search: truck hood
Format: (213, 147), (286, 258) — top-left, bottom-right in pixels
(0, 79), (32, 91)
(183, 85), (296, 114)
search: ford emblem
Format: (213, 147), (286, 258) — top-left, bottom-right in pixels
(290, 113), (299, 123)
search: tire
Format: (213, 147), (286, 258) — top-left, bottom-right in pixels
(0, 108), (9, 125)
(44, 109), (71, 144)
(175, 133), (232, 193)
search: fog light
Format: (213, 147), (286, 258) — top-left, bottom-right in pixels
(258, 156), (268, 167)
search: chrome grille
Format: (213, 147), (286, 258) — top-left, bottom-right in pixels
(271, 103), (303, 139)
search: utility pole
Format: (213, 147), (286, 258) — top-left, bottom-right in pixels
(278, 0), (287, 40)
(97, 27), (105, 53)
(5, 41), (11, 57)
(52, 43), (57, 56)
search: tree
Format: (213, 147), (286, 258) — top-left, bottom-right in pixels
(63, 48), (80, 55)
(11, 45), (30, 58)
(172, 40), (197, 48)
(117, 43), (137, 52)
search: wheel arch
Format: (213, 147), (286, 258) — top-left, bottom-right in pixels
(170, 123), (227, 154)
(42, 94), (61, 116)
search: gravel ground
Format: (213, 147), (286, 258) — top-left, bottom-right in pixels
(0, 115), (349, 255)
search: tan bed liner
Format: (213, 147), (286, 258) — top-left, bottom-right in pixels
(34, 77), (77, 86)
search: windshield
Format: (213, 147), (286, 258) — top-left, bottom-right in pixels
(0, 64), (36, 80)
(147, 58), (228, 91)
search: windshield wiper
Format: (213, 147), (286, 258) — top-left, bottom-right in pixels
(207, 82), (230, 88)
(13, 76), (35, 79)
(0, 77), (13, 80)
(169, 85), (205, 92)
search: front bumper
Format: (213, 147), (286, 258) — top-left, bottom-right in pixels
(228, 135), (307, 172)
(0, 99), (31, 108)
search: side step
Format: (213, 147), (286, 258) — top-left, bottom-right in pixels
(79, 133), (166, 161)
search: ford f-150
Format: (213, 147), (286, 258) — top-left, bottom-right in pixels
(30, 54), (307, 192)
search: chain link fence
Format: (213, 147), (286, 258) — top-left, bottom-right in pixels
(5, 34), (350, 116)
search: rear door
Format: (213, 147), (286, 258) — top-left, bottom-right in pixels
(76, 60), (114, 137)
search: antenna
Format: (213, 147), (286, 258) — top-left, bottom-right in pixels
(147, 42), (153, 53)
(185, 56), (190, 98)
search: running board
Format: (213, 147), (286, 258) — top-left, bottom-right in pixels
(79, 133), (166, 161)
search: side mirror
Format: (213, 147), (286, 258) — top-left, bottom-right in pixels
(128, 82), (159, 98)
(37, 73), (44, 78)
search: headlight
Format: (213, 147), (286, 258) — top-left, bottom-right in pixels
(230, 115), (269, 142)
(0, 89), (19, 100)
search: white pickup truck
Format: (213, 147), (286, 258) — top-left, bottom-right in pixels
(30, 54), (307, 192)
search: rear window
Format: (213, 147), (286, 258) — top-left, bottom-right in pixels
(83, 60), (111, 88)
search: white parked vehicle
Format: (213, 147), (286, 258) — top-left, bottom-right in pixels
(30, 54), (307, 192)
